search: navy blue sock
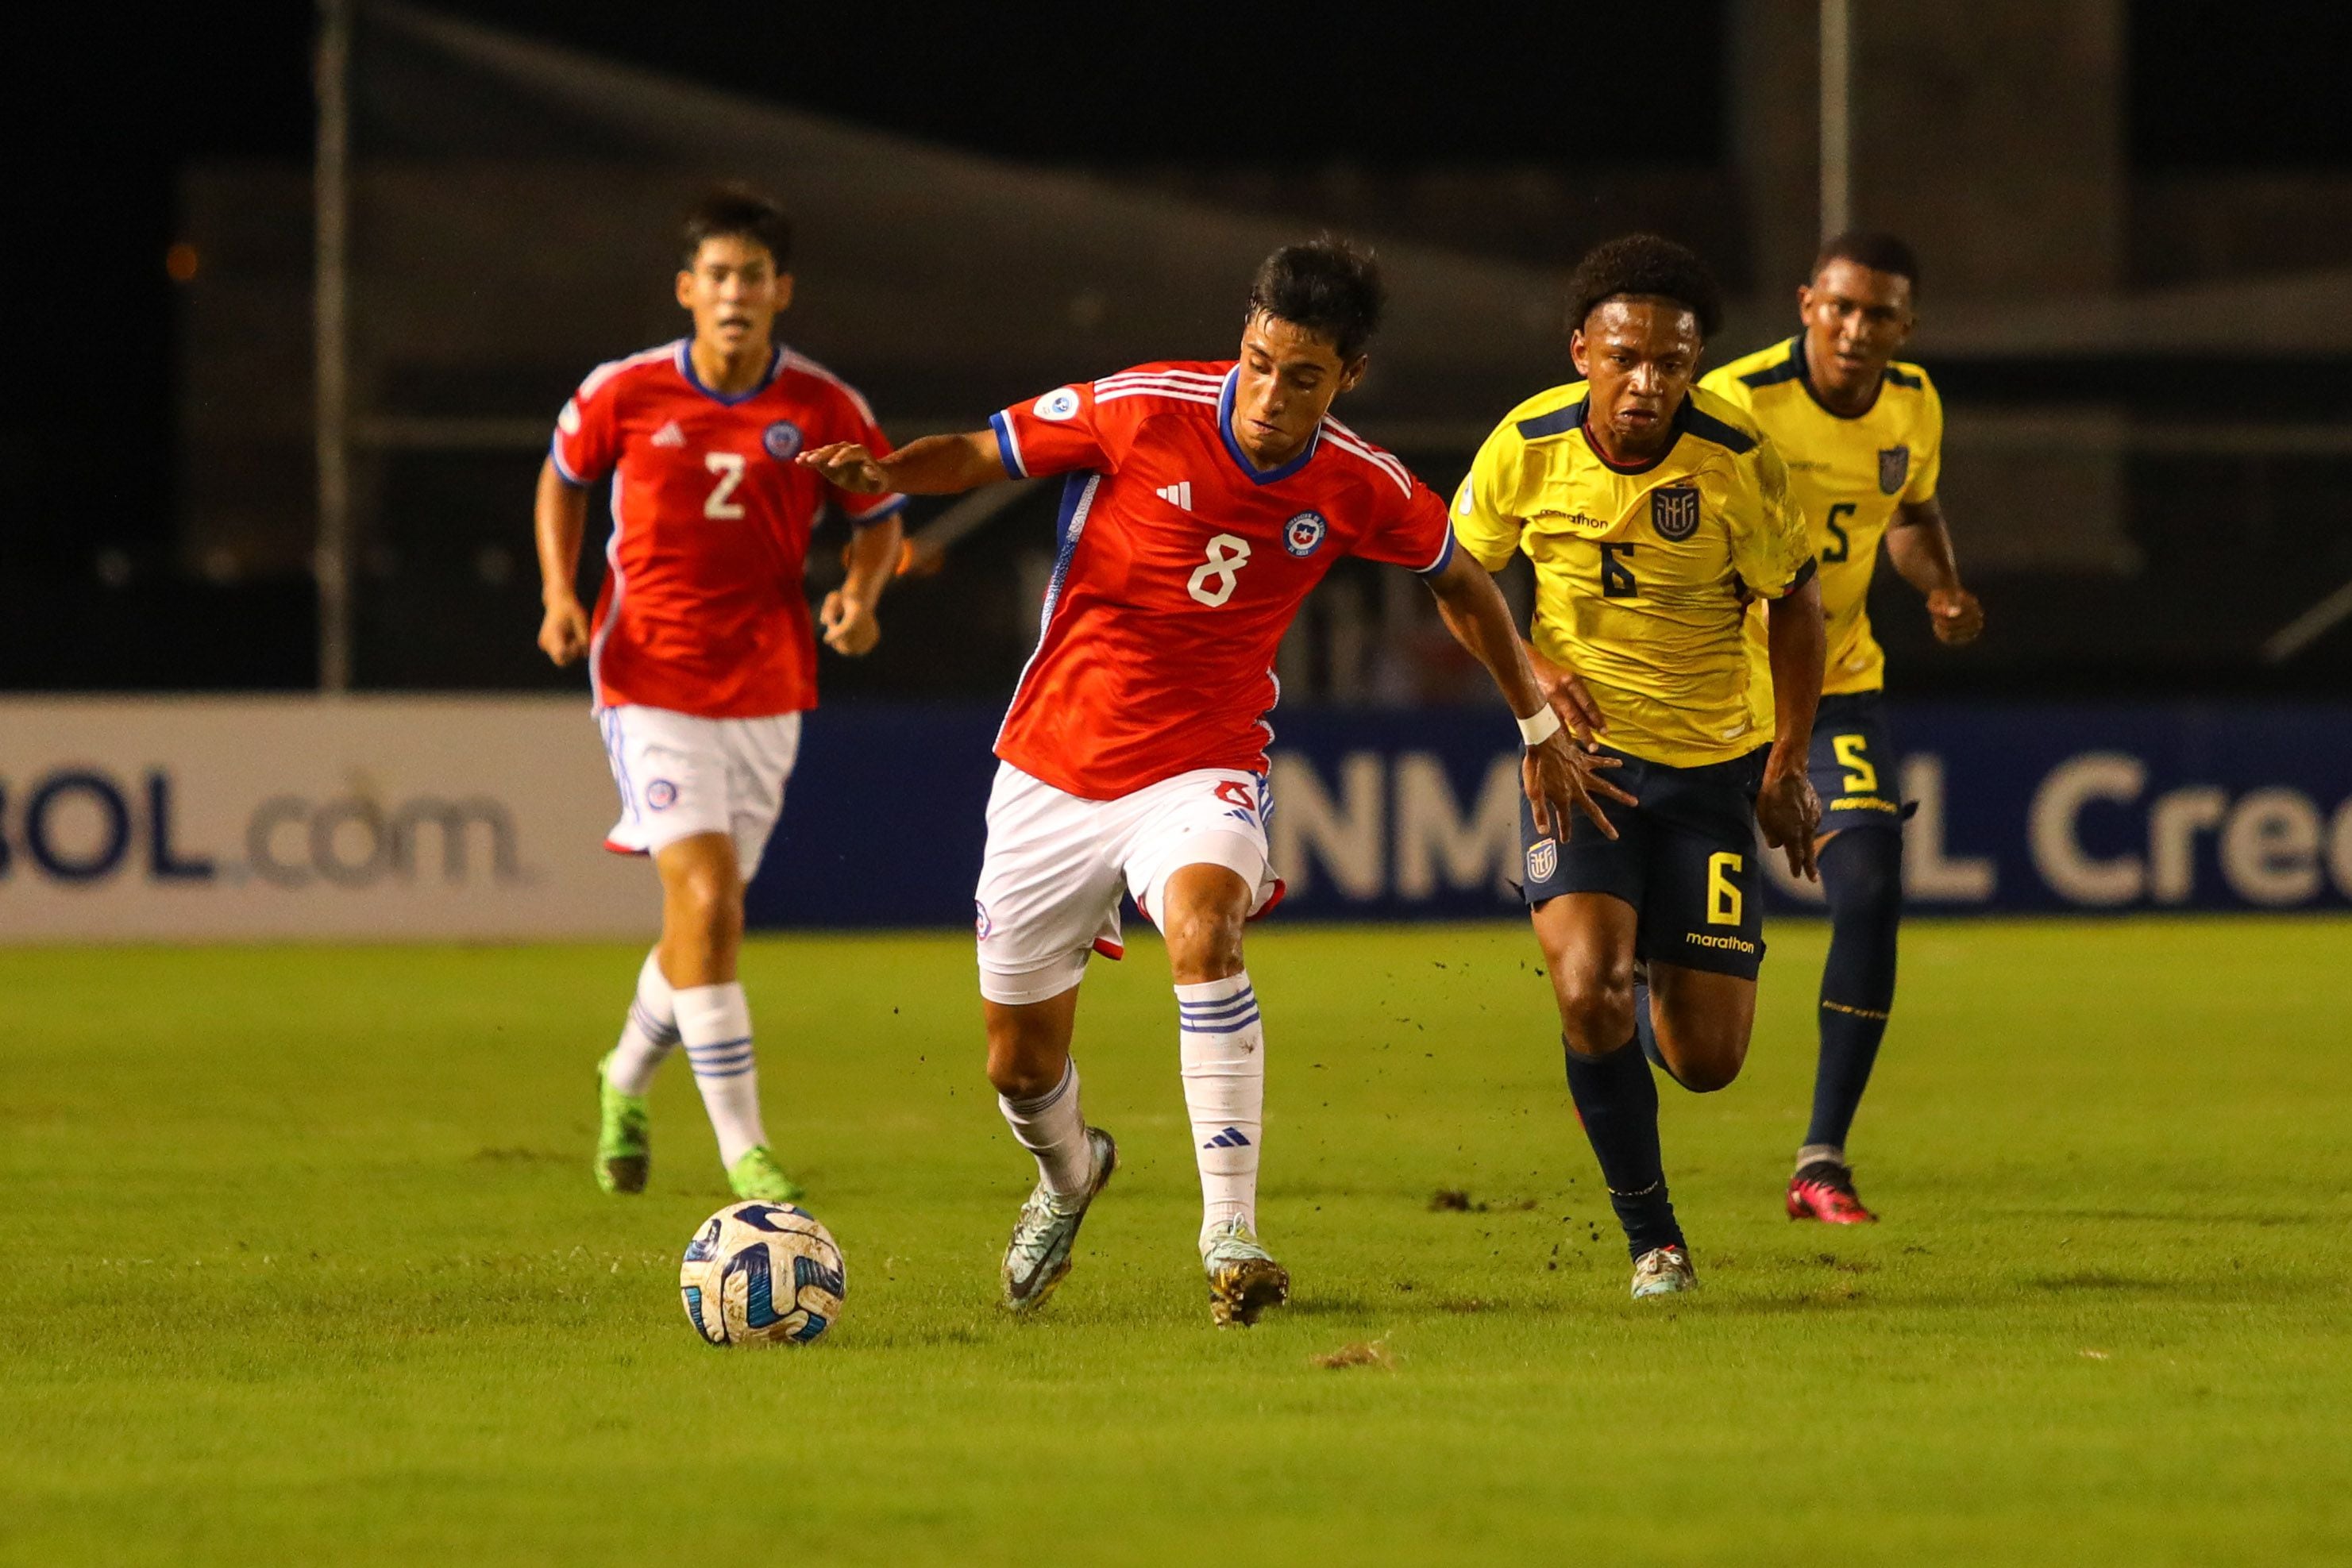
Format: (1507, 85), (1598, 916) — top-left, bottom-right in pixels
(1563, 1034), (1682, 1259)
(1806, 829), (1903, 1152)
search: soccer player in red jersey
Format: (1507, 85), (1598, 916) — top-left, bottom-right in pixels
(534, 188), (907, 1204)
(805, 239), (1629, 1325)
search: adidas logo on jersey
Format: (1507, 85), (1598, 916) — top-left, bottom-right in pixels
(1155, 480), (1193, 511)
(651, 421), (686, 449)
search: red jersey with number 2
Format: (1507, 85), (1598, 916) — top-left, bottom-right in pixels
(550, 340), (906, 718)
(989, 361), (1455, 800)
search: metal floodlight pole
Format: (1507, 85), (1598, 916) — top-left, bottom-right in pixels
(314, 0), (353, 692)
(1819, 0), (1853, 239)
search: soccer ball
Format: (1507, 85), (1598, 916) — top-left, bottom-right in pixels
(678, 1200), (845, 1347)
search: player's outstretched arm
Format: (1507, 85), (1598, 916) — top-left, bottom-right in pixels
(1889, 496), (1984, 645)
(800, 431), (1006, 497)
(1422, 545), (1633, 842)
(1760, 573), (1827, 879)
(534, 457), (592, 666)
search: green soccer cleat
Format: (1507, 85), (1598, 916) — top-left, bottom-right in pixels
(1001, 1127), (1119, 1314)
(1631, 1242), (1698, 1299)
(1201, 1216), (1290, 1328)
(727, 1145), (806, 1204)
(594, 1051), (651, 1196)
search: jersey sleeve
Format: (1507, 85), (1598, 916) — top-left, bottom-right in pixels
(989, 382), (1117, 480)
(550, 372), (621, 487)
(1347, 474), (1456, 576)
(823, 383), (908, 525)
(1449, 422), (1528, 572)
(1732, 437), (1816, 599)
(1901, 373), (1943, 504)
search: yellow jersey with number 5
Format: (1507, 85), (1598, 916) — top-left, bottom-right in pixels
(1702, 336), (1942, 701)
(1452, 382), (1814, 769)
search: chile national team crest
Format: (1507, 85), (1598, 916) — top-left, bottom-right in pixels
(1650, 487), (1701, 541)
(762, 421), (804, 461)
(1283, 510), (1328, 557)
(1878, 445), (1911, 495)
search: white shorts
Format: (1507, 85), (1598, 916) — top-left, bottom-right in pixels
(974, 761), (1285, 1005)
(597, 705), (802, 880)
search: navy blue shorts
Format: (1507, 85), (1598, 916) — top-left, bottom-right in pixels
(1812, 692), (1906, 834)
(1518, 745), (1769, 980)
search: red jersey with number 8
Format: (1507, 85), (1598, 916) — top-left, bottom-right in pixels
(989, 361), (1454, 800)
(549, 339), (906, 718)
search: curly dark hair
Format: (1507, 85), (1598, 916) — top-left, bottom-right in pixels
(1564, 233), (1724, 341)
(1814, 229), (1921, 291)
(1246, 236), (1386, 360)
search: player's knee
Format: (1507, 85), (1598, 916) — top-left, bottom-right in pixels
(1673, 1045), (1744, 1092)
(667, 865), (743, 953)
(1555, 965), (1636, 1054)
(1163, 903), (1246, 985)
(984, 1028), (1063, 1101)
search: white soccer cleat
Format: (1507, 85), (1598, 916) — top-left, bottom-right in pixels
(1201, 1216), (1290, 1327)
(1630, 1242), (1698, 1299)
(1000, 1127), (1117, 1314)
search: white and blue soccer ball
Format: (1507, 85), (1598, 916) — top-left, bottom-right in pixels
(679, 1200), (845, 1347)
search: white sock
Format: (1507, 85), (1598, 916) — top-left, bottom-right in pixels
(997, 1060), (1093, 1198)
(605, 947), (677, 1096)
(673, 981), (765, 1169)
(1177, 972), (1264, 1247)
(1798, 1142), (1846, 1173)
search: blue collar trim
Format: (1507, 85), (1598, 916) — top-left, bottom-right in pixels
(1216, 368), (1319, 486)
(677, 341), (784, 406)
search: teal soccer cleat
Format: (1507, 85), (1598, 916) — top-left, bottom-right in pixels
(1001, 1127), (1118, 1313)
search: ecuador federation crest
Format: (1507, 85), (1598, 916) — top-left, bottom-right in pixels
(1878, 445), (1911, 495)
(1650, 486), (1701, 541)
(1525, 837), (1559, 884)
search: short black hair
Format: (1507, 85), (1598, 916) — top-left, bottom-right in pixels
(1564, 233), (1724, 341)
(1245, 236), (1386, 361)
(681, 185), (793, 271)
(1814, 229), (1921, 291)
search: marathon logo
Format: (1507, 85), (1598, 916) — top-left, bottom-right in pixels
(1830, 797), (1902, 813)
(1684, 931), (1758, 954)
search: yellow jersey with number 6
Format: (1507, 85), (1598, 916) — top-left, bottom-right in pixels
(1702, 336), (1942, 703)
(1452, 382), (1814, 769)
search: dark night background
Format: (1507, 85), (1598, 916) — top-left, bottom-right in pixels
(7, 2), (2350, 689)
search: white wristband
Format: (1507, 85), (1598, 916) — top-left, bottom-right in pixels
(1516, 703), (1563, 747)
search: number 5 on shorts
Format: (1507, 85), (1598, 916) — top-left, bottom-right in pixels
(1832, 734), (1876, 796)
(1706, 851), (1743, 926)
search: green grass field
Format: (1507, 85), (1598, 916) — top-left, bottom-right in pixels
(6, 919), (2350, 1565)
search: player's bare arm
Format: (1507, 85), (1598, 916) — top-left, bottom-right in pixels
(1423, 547), (1630, 841)
(821, 512), (904, 657)
(801, 431), (1004, 496)
(1760, 572), (1827, 878)
(1889, 495), (1983, 645)
(534, 457), (591, 666)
